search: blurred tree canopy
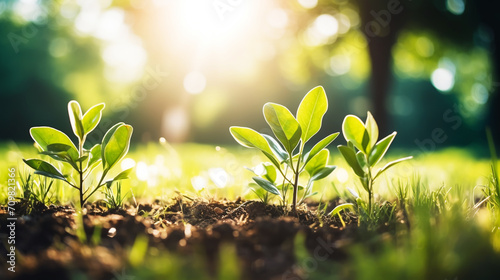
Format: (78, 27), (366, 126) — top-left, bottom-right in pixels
(0, 0), (498, 149)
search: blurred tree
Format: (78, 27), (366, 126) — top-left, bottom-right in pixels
(476, 0), (500, 143)
(0, 0), (144, 142)
(291, 0), (493, 134)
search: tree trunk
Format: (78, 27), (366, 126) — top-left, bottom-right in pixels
(359, 1), (406, 134)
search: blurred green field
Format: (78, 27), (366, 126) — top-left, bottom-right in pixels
(0, 141), (491, 206)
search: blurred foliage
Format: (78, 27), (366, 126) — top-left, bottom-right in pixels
(0, 0), (498, 147)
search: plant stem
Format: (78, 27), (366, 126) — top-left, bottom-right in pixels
(368, 182), (372, 217)
(78, 139), (84, 208)
(366, 155), (373, 217)
(291, 149), (302, 214)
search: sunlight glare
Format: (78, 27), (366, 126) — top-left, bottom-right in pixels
(162, 107), (190, 142)
(267, 8), (288, 29)
(102, 42), (147, 82)
(14, 0), (45, 22)
(93, 8), (126, 41)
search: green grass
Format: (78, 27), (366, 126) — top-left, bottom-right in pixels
(2, 141), (500, 279)
(0, 142), (492, 207)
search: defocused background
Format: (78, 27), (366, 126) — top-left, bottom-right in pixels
(1, 0), (499, 151)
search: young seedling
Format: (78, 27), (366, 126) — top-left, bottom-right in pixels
(17, 172), (55, 213)
(23, 100), (133, 208)
(102, 182), (128, 210)
(230, 86), (339, 212)
(338, 112), (412, 216)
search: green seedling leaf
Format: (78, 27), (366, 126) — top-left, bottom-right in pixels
(262, 134), (288, 162)
(262, 163), (277, 182)
(374, 156), (413, 180)
(338, 145), (365, 178)
(263, 103), (302, 154)
(87, 144), (102, 169)
(40, 143), (73, 160)
(310, 165), (336, 181)
(252, 176), (280, 195)
(82, 103), (105, 135)
(103, 168), (133, 185)
(102, 124), (133, 171)
(30, 127), (79, 161)
(303, 191), (319, 200)
(263, 151), (283, 170)
(46, 143), (72, 152)
(342, 115), (369, 153)
(365, 112), (378, 153)
(76, 155), (88, 163)
(250, 183), (269, 201)
(356, 151), (368, 170)
(369, 132), (396, 167)
(113, 167), (134, 180)
(250, 163), (277, 183)
(328, 203), (354, 217)
(230, 127), (274, 155)
(68, 100), (84, 140)
(101, 123), (124, 168)
(303, 132), (339, 165)
(40, 143), (81, 170)
(23, 159), (66, 181)
(296, 86), (328, 144)
(347, 141), (355, 150)
(305, 149), (329, 177)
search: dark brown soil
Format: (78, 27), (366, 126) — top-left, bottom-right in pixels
(0, 198), (362, 280)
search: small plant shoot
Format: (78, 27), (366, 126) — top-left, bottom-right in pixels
(230, 86), (339, 212)
(338, 112), (412, 215)
(23, 100), (133, 208)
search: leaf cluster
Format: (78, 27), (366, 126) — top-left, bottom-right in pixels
(23, 101), (133, 208)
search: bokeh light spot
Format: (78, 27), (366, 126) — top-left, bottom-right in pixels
(314, 14), (338, 38)
(471, 83), (489, 104)
(267, 8), (288, 29)
(136, 161), (149, 181)
(336, 168), (349, 183)
(446, 0), (465, 15)
(415, 36), (434, 57)
(191, 176), (207, 192)
(298, 0), (318, 9)
(121, 158), (136, 171)
(184, 71), (207, 94)
(431, 68), (455, 92)
(330, 55), (351, 75)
